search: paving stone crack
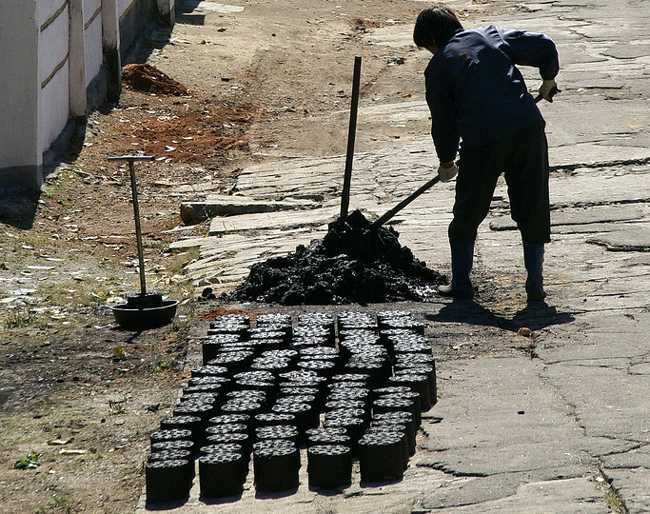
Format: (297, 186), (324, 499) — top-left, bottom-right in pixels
(549, 272), (650, 286)
(539, 365), (588, 436)
(543, 357), (632, 368)
(598, 464), (630, 513)
(596, 443), (647, 459)
(414, 461), (488, 478)
(550, 157), (650, 173)
(552, 197), (650, 210)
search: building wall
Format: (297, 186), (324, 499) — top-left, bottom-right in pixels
(83, 0), (104, 87)
(0, 0), (173, 191)
(0, 1), (40, 189)
(38, 0), (71, 159)
(119, 0), (156, 60)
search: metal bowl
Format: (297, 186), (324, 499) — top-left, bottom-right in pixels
(112, 300), (178, 331)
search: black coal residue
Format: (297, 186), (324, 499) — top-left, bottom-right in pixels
(228, 210), (445, 305)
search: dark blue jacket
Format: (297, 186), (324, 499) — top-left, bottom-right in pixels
(425, 25), (559, 162)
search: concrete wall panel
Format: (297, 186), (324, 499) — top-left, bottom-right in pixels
(0, 0), (40, 186)
(37, 0), (67, 27)
(83, 0), (102, 19)
(38, 4), (70, 155)
(38, 6), (69, 85)
(39, 64), (70, 155)
(84, 12), (103, 86)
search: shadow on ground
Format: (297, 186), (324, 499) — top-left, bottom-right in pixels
(428, 300), (575, 332)
(0, 190), (41, 230)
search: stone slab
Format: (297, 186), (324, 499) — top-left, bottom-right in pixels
(183, 1), (244, 14)
(489, 205), (645, 231)
(586, 227), (650, 251)
(425, 477), (608, 514)
(543, 362), (650, 444)
(419, 358), (631, 475)
(208, 206), (341, 235)
(182, 227), (326, 287)
(180, 195), (319, 224)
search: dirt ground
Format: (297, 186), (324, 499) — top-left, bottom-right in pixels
(0, 1), (510, 512)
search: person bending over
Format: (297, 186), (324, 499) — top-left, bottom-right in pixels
(414, 4), (559, 302)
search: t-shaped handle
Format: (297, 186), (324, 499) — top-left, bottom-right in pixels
(107, 155), (155, 294)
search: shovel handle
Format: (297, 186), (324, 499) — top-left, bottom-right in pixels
(371, 176), (441, 229)
(108, 155), (153, 295)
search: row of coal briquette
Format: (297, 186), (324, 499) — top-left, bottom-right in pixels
(146, 311), (436, 503)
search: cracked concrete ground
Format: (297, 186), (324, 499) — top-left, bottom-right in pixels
(144, 0), (650, 512)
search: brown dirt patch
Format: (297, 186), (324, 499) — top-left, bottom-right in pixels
(130, 107), (256, 163)
(351, 17), (383, 32)
(198, 305), (263, 321)
(123, 64), (189, 96)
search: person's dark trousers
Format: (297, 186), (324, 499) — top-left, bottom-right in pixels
(447, 121), (551, 296)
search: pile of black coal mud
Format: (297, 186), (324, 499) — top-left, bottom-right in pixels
(229, 210), (445, 305)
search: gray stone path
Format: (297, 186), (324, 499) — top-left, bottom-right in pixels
(154, 0), (650, 511)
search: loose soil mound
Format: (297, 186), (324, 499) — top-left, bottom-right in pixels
(230, 210), (445, 305)
(123, 64), (189, 95)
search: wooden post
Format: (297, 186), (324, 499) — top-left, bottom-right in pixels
(340, 56), (362, 219)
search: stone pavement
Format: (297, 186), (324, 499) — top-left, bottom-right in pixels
(151, 0), (650, 511)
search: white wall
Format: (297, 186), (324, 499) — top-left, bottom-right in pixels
(83, 0), (103, 86)
(1, 0), (171, 189)
(0, 0), (40, 181)
(38, 0), (70, 155)
(37, 0), (65, 25)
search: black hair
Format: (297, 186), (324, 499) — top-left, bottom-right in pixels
(413, 5), (463, 49)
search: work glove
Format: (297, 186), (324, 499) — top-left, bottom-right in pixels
(437, 161), (458, 182)
(538, 79), (559, 102)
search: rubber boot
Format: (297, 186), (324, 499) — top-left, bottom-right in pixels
(523, 242), (546, 302)
(438, 241), (475, 299)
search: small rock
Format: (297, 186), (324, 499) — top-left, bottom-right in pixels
(517, 327), (532, 338)
(387, 56), (406, 66)
(47, 439), (71, 446)
(59, 449), (87, 455)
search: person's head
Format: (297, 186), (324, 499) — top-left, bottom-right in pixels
(413, 5), (463, 54)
